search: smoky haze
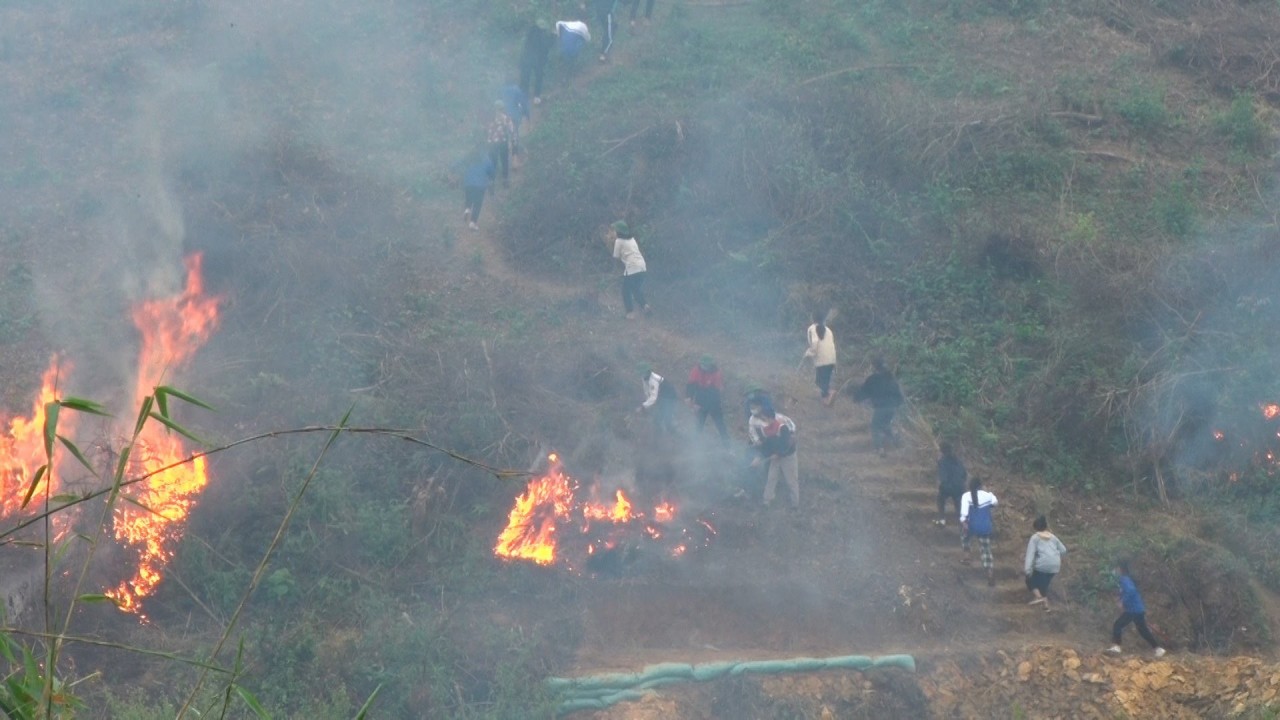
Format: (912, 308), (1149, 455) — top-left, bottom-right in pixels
(0, 1), (506, 408)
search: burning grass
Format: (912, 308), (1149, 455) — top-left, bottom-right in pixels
(494, 453), (716, 575)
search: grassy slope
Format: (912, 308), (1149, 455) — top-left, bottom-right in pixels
(1, 0), (1279, 717)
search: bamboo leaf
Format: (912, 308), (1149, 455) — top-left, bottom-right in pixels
(112, 446), (132, 497)
(57, 396), (111, 417)
(49, 494), (79, 504)
(43, 401), (60, 460)
(75, 594), (112, 604)
(147, 411), (209, 446)
(157, 385), (215, 412)
(235, 686), (272, 719)
(353, 684), (383, 720)
(154, 387), (169, 419)
(19, 465), (46, 509)
(57, 434), (97, 476)
(133, 396), (154, 438)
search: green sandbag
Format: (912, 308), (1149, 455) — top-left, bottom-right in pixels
(634, 676), (690, 692)
(872, 654), (916, 672)
(596, 689), (648, 707)
(558, 697), (605, 714)
(821, 655), (873, 671)
(639, 662), (694, 682)
(782, 657), (827, 672)
(555, 671), (642, 691)
(691, 660), (737, 681)
(730, 659), (794, 676)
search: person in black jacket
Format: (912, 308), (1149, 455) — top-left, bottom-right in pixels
(935, 441), (967, 526)
(519, 20), (555, 105)
(853, 356), (904, 457)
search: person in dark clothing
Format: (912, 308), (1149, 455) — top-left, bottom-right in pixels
(591, 0), (618, 62)
(852, 356), (904, 457)
(519, 20), (555, 105)
(935, 441), (967, 526)
(458, 150), (495, 229)
(627, 0), (655, 24)
(685, 355), (729, 445)
(1106, 561), (1166, 657)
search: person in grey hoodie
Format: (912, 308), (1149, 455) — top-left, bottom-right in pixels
(1024, 515), (1067, 610)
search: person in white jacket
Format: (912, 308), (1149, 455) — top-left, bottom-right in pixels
(1024, 515), (1067, 610)
(635, 364), (676, 435)
(959, 477), (998, 586)
(804, 311), (837, 405)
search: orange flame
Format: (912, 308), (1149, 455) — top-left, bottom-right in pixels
(653, 501), (675, 524)
(106, 253), (221, 614)
(584, 489), (636, 524)
(0, 359), (74, 518)
(494, 456), (575, 565)
(1264, 403), (1280, 420)
(1212, 429), (1226, 441)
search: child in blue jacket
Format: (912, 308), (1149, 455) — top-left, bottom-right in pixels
(1106, 561), (1166, 658)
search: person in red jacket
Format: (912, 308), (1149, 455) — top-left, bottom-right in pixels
(685, 355), (728, 446)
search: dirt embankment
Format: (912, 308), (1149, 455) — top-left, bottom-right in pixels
(584, 645), (1280, 719)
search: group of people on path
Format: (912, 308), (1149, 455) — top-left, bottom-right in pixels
(458, 4), (659, 229)
(935, 442), (1166, 656)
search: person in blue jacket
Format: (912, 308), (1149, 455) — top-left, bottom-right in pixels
(556, 20), (590, 63)
(500, 82), (529, 158)
(1106, 561), (1166, 657)
(460, 150), (495, 230)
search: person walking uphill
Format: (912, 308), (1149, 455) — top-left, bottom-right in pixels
(636, 364), (677, 435)
(1024, 516), (1067, 611)
(591, 0), (618, 62)
(853, 356), (904, 457)
(804, 311), (837, 405)
(751, 407), (798, 510)
(608, 221), (650, 319)
(459, 150), (495, 230)
(519, 19), (555, 105)
(686, 355), (729, 446)
(935, 442), (967, 527)
(486, 101), (516, 189)
(959, 477), (998, 586)
(1107, 561), (1166, 657)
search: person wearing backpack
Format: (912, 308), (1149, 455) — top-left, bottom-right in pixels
(1106, 561), (1166, 658)
(935, 442), (967, 527)
(636, 364), (677, 435)
(750, 407), (798, 510)
(1024, 515), (1067, 611)
(959, 477), (998, 586)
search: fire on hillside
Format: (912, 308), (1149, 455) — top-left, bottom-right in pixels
(493, 453), (716, 574)
(1210, 402), (1280, 481)
(0, 253), (221, 619)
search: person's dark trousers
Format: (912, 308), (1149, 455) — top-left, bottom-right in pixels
(653, 396), (676, 435)
(1026, 570), (1055, 595)
(871, 406), (897, 449)
(520, 58), (547, 99)
(598, 10), (614, 56)
(488, 142), (510, 185)
(816, 364), (834, 398)
(630, 0), (655, 20)
(697, 403), (729, 445)
(622, 271), (647, 313)
(464, 186), (486, 221)
(1112, 612), (1160, 647)
(937, 488), (962, 518)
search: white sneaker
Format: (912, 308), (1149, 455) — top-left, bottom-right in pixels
(533, 96), (542, 105)
(468, 222), (479, 230)
(1153, 647), (1166, 658)
(1105, 645), (1122, 655)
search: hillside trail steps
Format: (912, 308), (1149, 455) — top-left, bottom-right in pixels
(414, 15), (1183, 680)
